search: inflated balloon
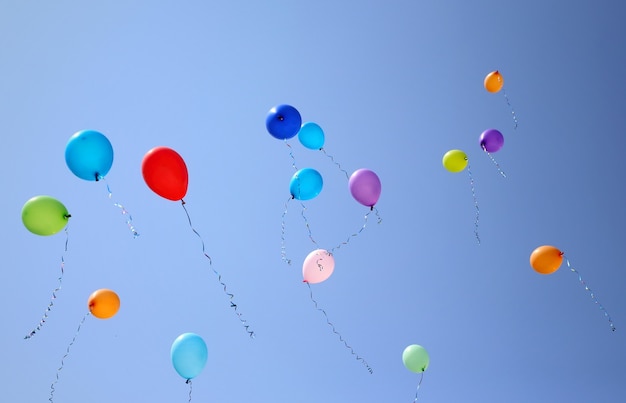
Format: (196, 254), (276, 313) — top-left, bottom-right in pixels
(65, 130), (114, 181)
(403, 344), (429, 373)
(87, 289), (120, 319)
(349, 169), (381, 208)
(442, 149), (468, 173)
(22, 196), (70, 236)
(171, 333), (208, 380)
(484, 70), (503, 93)
(530, 245), (563, 275)
(266, 104), (302, 140)
(302, 249), (335, 284)
(479, 129), (504, 153)
(290, 168), (323, 200)
(298, 122), (325, 150)
(142, 146), (189, 201)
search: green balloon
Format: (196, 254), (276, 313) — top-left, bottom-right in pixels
(402, 344), (429, 373)
(21, 196), (70, 236)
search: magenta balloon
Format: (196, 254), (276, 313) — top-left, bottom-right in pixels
(479, 129), (504, 153)
(349, 169), (381, 207)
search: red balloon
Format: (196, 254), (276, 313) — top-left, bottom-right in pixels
(142, 146), (188, 201)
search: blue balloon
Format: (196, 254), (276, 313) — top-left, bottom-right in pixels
(266, 104), (302, 140)
(298, 122), (325, 150)
(290, 168), (323, 200)
(65, 130), (114, 181)
(171, 333), (208, 380)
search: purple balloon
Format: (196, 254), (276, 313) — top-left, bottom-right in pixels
(479, 129), (504, 153)
(349, 169), (381, 207)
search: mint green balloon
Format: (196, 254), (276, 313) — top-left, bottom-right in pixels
(402, 344), (429, 373)
(21, 196), (70, 236)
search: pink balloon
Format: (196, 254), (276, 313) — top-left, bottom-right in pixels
(349, 169), (381, 207)
(302, 249), (335, 284)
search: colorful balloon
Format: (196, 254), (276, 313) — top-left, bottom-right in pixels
(530, 245), (563, 275)
(87, 289), (120, 319)
(302, 249), (335, 284)
(65, 130), (114, 181)
(266, 104), (302, 140)
(442, 149), (468, 173)
(298, 122), (325, 150)
(349, 169), (381, 207)
(142, 146), (189, 201)
(402, 344), (430, 373)
(289, 168), (323, 200)
(21, 196), (70, 236)
(479, 129), (504, 153)
(484, 70), (503, 93)
(171, 333), (208, 380)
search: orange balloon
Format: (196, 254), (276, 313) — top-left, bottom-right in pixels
(142, 146), (189, 201)
(484, 71), (503, 93)
(530, 245), (563, 275)
(88, 289), (120, 319)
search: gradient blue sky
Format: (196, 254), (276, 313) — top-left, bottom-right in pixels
(2, 1), (625, 402)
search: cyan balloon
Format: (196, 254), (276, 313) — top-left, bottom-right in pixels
(266, 104), (302, 140)
(289, 168), (323, 200)
(65, 130), (114, 181)
(298, 122), (325, 150)
(171, 333), (208, 380)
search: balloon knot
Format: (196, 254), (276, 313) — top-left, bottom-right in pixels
(186, 379), (191, 384)
(370, 206), (374, 211)
(181, 199), (186, 205)
(278, 115), (284, 121)
(65, 214), (72, 218)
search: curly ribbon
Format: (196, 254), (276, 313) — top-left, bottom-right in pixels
(284, 139), (298, 171)
(281, 196), (293, 265)
(25, 226), (70, 339)
(181, 200), (255, 338)
(102, 178), (139, 238)
(186, 379), (193, 402)
(320, 148), (350, 180)
(481, 147), (507, 178)
(496, 74), (518, 130)
(465, 160), (481, 244)
(329, 207), (382, 254)
(564, 256), (616, 332)
(305, 282), (373, 374)
(49, 312), (90, 402)
(412, 371), (425, 402)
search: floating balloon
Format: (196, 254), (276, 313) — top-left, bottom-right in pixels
(171, 333), (208, 380)
(479, 129), (504, 153)
(442, 149), (468, 173)
(530, 245), (615, 331)
(65, 130), (114, 181)
(402, 344), (430, 373)
(484, 71), (503, 93)
(87, 288), (120, 319)
(298, 122), (325, 150)
(530, 245), (562, 275)
(142, 146), (189, 201)
(266, 104), (302, 140)
(349, 169), (381, 208)
(22, 195), (70, 236)
(302, 249), (335, 284)
(290, 168), (323, 201)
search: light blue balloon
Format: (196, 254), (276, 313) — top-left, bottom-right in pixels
(289, 168), (323, 200)
(65, 130), (114, 181)
(171, 333), (208, 380)
(298, 122), (325, 150)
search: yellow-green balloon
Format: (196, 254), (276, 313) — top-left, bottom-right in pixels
(22, 196), (70, 236)
(402, 344), (429, 373)
(442, 149), (468, 173)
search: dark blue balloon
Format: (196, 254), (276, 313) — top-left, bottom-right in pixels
(266, 104), (302, 140)
(65, 130), (114, 181)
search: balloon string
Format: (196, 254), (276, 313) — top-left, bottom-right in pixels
(25, 227), (70, 339)
(563, 256), (616, 332)
(502, 89), (519, 130)
(466, 161), (480, 244)
(284, 140), (298, 171)
(181, 200), (255, 339)
(186, 379), (193, 402)
(482, 147), (507, 178)
(320, 148), (350, 180)
(102, 179), (139, 238)
(329, 207), (382, 254)
(305, 282), (373, 374)
(281, 196), (293, 265)
(412, 372), (425, 402)
(299, 201), (320, 248)
(49, 312), (90, 403)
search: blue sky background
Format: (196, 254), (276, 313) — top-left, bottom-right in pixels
(2, 1), (625, 402)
